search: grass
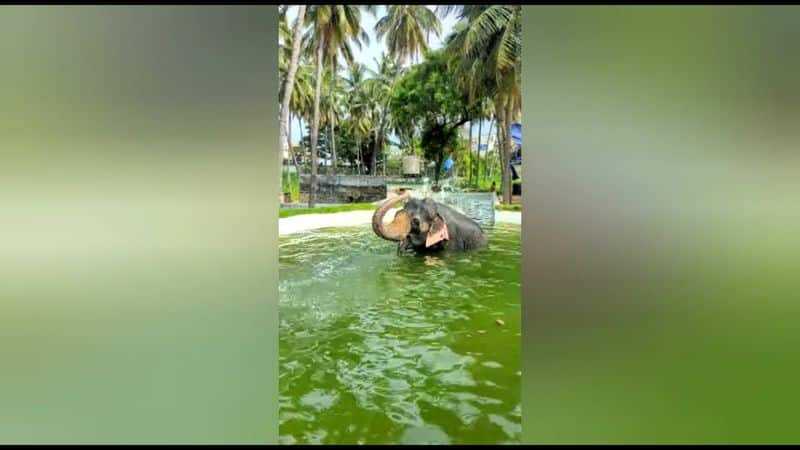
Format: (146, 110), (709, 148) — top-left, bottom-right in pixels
(279, 203), (400, 219)
(281, 171), (300, 202)
(496, 204), (521, 212)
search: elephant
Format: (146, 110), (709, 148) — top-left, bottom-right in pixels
(371, 191), (487, 254)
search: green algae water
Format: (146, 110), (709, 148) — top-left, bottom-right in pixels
(279, 223), (521, 444)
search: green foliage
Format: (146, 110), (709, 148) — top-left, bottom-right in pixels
(496, 203), (521, 212)
(445, 5), (521, 108)
(305, 5), (370, 68)
(375, 5), (441, 64)
(301, 124), (330, 159)
(391, 51), (471, 129)
(390, 50), (478, 185)
(384, 149), (404, 174)
(401, 138), (423, 157)
(476, 169), (503, 193)
(281, 170), (300, 201)
(284, 5), (522, 196)
(452, 153), (504, 194)
(421, 125), (460, 180)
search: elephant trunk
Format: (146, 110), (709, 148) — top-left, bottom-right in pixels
(372, 191), (411, 242)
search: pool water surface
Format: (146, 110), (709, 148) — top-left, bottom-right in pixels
(278, 223), (521, 444)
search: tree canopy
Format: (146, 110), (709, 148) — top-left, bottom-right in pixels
(280, 5), (522, 203)
(390, 50), (480, 184)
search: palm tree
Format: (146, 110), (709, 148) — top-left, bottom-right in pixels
(279, 6), (307, 178)
(472, 98), (493, 187)
(321, 64), (348, 173)
(375, 5), (441, 65)
(445, 5), (521, 203)
(287, 61), (313, 177)
(305, 5), (369, 206)
(345, 63), (372, 175)
(366, 53), (404, 176)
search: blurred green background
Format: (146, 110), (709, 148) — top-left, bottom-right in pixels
(3, 5), (800, 444)
(0, 6), (278, 443)
(522, 6), (800, 443)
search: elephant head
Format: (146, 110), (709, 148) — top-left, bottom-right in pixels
(372, 192), (449, 248)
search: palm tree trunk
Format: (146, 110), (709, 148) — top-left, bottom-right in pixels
(504, 101), (515, 204)
(294, 115), (303, 175)
(496, 99), (513, 205)
(279, 6), (306, 168)
(329, 59), (337, 176)
(309, 35), (325, 208)
(467, 121), (473, 186)
(370, 129), (378, 175)
(382, 140), (386, 176)
(484, 117), (495, 186)
(372, 114), (388, 177)
(476, 118), (483, 188)
(356, 136), (362, 175)
(284, 112), (292, 196)
(494, 100), (507, 204)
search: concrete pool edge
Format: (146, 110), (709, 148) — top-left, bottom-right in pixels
(279, 210), (521, 236)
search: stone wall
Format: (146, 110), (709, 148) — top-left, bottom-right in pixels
(299, 175), (388, 203)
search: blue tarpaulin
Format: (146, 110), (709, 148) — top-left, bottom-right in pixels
(510, 123), (522, 146)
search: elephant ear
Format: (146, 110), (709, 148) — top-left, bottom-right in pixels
(425, 213), (449, 248)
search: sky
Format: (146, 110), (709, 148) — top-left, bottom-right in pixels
(284, 5), (458, 73)
(283, 5), (492, 147)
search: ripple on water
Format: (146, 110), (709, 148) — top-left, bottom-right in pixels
(279, 224), (521, 444)
(300, 389), (339, 412)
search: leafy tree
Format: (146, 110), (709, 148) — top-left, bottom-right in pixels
(390, 51), (479, 186)
(445, 5), (521, 203)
